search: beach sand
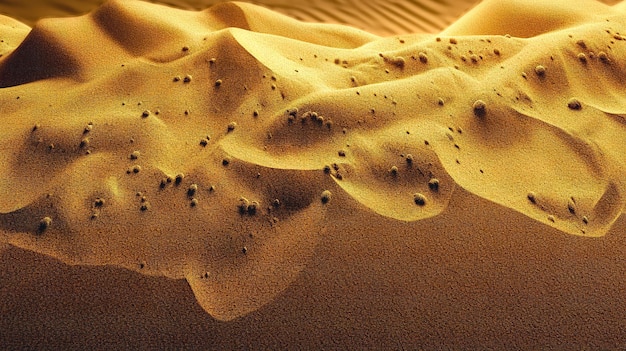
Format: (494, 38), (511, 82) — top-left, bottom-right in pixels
(1, 0), (626, 349)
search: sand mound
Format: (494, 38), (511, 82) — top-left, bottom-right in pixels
(2, 0), (626, 345)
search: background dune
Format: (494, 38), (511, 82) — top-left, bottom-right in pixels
(1, 0), (476, 36)
(3, 0), (620, 36)
(2, 0), (626, 349)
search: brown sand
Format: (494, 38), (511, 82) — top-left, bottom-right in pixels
(2, 0), (626, 349)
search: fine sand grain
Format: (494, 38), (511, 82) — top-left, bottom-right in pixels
(2, 0), (626, 349)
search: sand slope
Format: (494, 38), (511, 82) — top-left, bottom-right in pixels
(2, 0), (626, 347)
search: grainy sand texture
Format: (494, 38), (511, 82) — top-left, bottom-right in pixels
(2, 0), (626, 349)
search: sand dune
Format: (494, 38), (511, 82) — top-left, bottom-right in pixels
(2, 0), (626, 348)
(0, 0), (478, 36)
(1, 0), (622, 36)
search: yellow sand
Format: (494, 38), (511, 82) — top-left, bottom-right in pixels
(1, 0), (626, 348)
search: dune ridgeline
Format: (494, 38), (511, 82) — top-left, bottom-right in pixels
(1, 0), (626, 327)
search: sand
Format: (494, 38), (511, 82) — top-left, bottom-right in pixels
(2, 0), (626, 349)
(0, 0), (481, 36)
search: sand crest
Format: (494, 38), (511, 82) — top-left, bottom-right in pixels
(2, 0), (626, 348)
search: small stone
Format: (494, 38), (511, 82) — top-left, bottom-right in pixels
(390, 166), (399, 176)
(238, 197), (250, 214)
(140, 202), (150, 212)
(227, 121), (237, 132)
(183, 74), (192, 83)
(418, 52), (428, 63)
(413, 193), (427, 206)
(188, 184), (198, 197)
(567, 98), (582, 110)
(248, 201), (259, 215)
(392, 56), (406, 68)
(534, 65), (546, 76)
(321, 190), (332, 204)
(175, 173), (184, 185)
(428, 178), (440, 191)
(527, 192), (537, 204)
(130, 150), (140, 160)
(406, 154), (414, 164)
(473, 100), (486, 116)
(38, 216), (52, 233)
(141, 110), (150, 118)
(94, 198), (105, 207)
(567, 198), (576, 214)
(190, 198), (199, 207)
(215, 79), (223, 87)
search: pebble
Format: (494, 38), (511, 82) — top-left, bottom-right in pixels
(428, 179), (440, 192)
(321, 190), (332, 204)
(413, 193), (426, 206)
(534, 65), (546, 76)
(473, 100), (486, 116)
(567, 98), (582, 110)
(38, 216), (52, 233)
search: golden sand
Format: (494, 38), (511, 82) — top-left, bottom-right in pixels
(2, 0), (626, 348)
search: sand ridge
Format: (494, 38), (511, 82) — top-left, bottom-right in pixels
(1, 0), (622, 36)
(0, 0), (479, 36)
(1, 0), (626, 323)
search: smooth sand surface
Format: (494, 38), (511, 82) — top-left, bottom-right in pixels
(0, 0), (480, 36)
(2, 0), (626, 349)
